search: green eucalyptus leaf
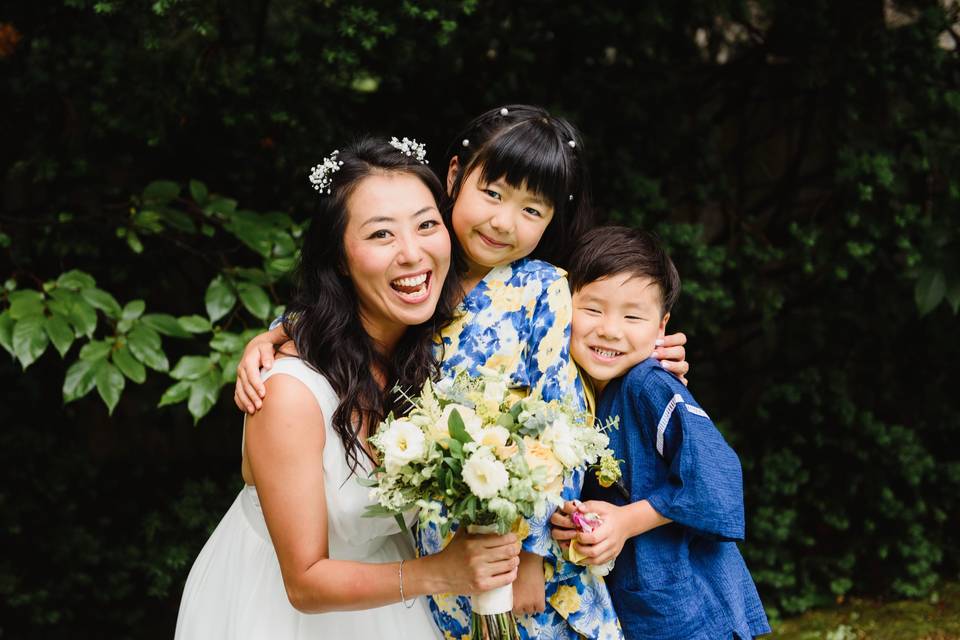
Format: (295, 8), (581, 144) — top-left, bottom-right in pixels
(56, 270), (96, 291)
(44, 314), (75, 357)
(237, 283), (271, 320)
(13, 315), (49, 369)
(8, 290), (45, 320)
(158, 380), (192, 407)
(112, 345), (146, 383)
(63, 359), (98, 403)
(171, 355), (213, 381)
(205, 276), (236, 323)
(178, 314), (213, 334)
(95, 360), (125, 415)
(140, 313), (192, 338)
(80, 287), (122, 319)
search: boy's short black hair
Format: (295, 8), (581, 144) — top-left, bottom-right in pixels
(568, 225), (681, 316)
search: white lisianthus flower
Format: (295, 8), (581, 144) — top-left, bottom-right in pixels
(430, 404), (484, 444)
(381, 420), (426, 473)
(462, 451), (509, 499)
(542, 414), (581, 468)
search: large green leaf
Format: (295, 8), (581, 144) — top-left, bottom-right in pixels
(0, 311), (14, 356)
(95, 360), (125, 415)
(63, 359), (98, 403)
(66, 298), (98, 338)
(171, 355), (213, 381)
(158, 380), (192, 407)
(143, 180), (180, 203)
(80, 287), (122, 319)
(178, 314), (212, 334)
(158, 207), (196, 233)
(44, 313), (75, 357)
(237, 282), (271, 320)
(112, 345), (146, 383)
(205, 276), (236, 323)
(189, 179), (208, 203)
(127, 325), (168, 372)
(209, 331), (245, 353)
(140, 313), (192, 338)
(121, 300), (146, 321)
(448, 409), (473, 444)
(13, 315), (49, 369)
(188, 371), (221, 423)
(8, 290), (44, 320)
(915, 269), (946, 316)
(56, 270), (96, 291)
(79, 340), (111, 362)
(224, 219), (273, 257)
(219, 352), (241, 385)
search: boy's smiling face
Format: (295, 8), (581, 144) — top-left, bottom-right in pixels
(571, 272), (670, 394)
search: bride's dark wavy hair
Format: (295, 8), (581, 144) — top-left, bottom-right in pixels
(284, 136), (457, 475)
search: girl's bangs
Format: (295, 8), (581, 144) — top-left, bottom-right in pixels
(474, 122), (576, 209)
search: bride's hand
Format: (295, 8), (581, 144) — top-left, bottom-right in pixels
(434, 530), (520, 595)
(652, 332), (690, 386)
(234, 324), (289, 414)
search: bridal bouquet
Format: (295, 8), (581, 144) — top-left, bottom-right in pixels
(363, 367), (620, 640)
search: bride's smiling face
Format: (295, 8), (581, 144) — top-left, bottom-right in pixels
(342, 172), (451, 347)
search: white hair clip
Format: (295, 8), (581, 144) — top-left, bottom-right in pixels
(462, 138), (470, 147)
(308, 150), (344, 195)
(568, 140), (576, 148)
(500, 107), (509, 116)
(389, 136), (428, 164)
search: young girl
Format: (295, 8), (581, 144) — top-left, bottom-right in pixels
(234, 106), (689, 640)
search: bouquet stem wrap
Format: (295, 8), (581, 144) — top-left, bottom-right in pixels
(467, 523), (520, 640)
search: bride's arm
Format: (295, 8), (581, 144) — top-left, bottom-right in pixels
(246, 375), (520, 614)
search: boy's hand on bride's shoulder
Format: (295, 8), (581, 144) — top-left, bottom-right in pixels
(234, 326), (287, 414)
(652, 332), (690, 386)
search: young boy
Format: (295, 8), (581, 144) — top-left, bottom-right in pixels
(551, 226), (770, 639)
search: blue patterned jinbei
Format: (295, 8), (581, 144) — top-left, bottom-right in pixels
(417, 258), (623, 640)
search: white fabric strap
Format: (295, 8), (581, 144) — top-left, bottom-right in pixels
(656, 394), (685, 456)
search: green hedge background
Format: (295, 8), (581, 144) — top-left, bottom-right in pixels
(2, 1), (958, 637)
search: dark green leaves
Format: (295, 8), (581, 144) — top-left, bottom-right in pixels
(13, 314), (48, 369)
(127, 325), (168, 372)
(95, 361), (125, 415)
(8, 290), (44, 319)
(143, 180), (180, 204)
(81, 288), (122, 319)
(205, 276), (236, 323)
(140, 313), (192, 338)
(237, 282), (271, 320)
(112, 345), (146, 383)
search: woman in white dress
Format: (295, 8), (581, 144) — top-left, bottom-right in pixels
(175, 136), (521, 639)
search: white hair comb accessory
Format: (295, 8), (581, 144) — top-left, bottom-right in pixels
(389, 136), (428, 164)
(308, 150), (344, 195)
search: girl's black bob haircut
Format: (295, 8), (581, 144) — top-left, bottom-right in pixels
(445, 104), (594, 268)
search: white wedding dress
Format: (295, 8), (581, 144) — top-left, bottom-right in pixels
(175, 358), (442, 639)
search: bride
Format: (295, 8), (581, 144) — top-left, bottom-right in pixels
(175, 136), (520, 639)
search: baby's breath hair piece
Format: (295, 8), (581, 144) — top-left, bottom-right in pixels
(389, 136), (429, 164)
(308, 150), (344, 194)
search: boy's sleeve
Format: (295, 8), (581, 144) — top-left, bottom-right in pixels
(522, 271), (585, 558)
(634, 369), (746, 541)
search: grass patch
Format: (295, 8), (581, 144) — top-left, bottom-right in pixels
(771, 583), (960, 640)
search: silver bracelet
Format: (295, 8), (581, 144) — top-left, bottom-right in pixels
(398, 559), (417, 609)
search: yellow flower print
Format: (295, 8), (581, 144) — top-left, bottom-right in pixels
(549, 584), (582, 619)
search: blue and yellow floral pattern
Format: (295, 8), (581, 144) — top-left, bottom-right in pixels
(417, 258), (623, 640)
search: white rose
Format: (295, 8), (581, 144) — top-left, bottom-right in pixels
(381, 420), (426, 473)
(542, 416), (581, 468)
(462, 452), (509, 499)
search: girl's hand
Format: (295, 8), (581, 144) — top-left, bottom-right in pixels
(511, 551), (546, 615)
(652, 332), (689, 386)
(234, 325), (288, 414)
(549, 502), (579, 549)
(566, 500), (631, 567)
(436, 530), (520, 595)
